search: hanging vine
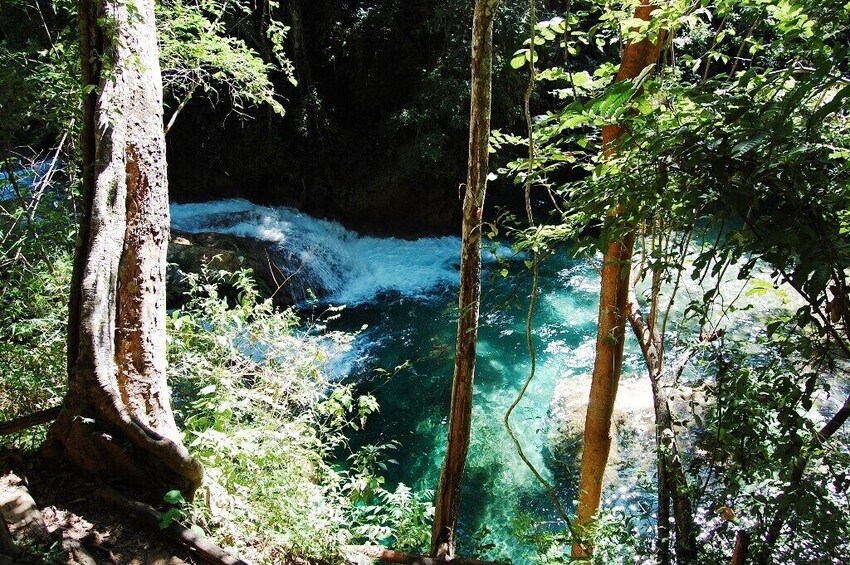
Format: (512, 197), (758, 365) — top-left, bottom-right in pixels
(502, 0), (576, 535)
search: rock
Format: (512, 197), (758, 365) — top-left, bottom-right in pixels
(167, 231), (298, 308)
(547, 374), (656, 497)
(0, 472), (52, 546)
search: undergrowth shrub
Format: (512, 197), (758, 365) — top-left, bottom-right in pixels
(0, 156), (74, 448)
(167, 267), (433, 563)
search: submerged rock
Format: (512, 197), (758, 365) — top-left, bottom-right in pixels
(547, 374), (657, 507)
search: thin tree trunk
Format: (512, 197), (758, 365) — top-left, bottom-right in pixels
(430, 0), (502, 559)
(43, 0), (202, 498)
(756, 393), (850, 564)
(627, 292), (670, 565)
(572, 1), (665, 557)
(626, 292), (698, 562)
(732, 530), (750, 565)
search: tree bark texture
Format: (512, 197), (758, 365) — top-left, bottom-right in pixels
(731, 530), (750, 565)
(430, 0), (502, 559)
(287, 0), (312, 93)
(0, 513), (16, 557)
(43, 0), (202, 498)
(572, 1), (664, 558)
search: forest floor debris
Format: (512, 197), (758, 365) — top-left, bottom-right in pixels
(0, 450), (196, 565)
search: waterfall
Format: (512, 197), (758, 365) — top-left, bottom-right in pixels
(171, 199), (469, 304)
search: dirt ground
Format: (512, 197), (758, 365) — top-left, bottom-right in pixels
(0, 449), (198, 565)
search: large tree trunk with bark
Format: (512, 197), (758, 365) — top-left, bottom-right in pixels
(572, 1), (664, 557)
(430, 0), (502, 559)
(42, 0), (202, 498)
(287, 0), (312, 94)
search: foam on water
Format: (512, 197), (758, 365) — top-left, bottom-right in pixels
(171, 199), (469, 304)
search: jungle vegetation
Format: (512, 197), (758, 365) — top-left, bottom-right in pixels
(1, 0), (848, 564)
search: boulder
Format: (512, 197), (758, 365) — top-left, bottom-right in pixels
(167, 231), (297, 308)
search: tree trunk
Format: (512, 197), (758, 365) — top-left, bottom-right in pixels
(430, 0), (502, 559)
(627, 292), (698, 563)
(572, 1), (664, 557)
(731, 530), (750, 565)
(287, 0), (312, 93)
(756, 393), (850, 564)
(42, 0), (202, 498)
(572, 232), (635, 559)
(0, 513), (17, 557)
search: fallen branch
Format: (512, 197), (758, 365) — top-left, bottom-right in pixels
(0, 406), (61, 436)
(344, 545), (502, 565)
(95, 486), (249, 565)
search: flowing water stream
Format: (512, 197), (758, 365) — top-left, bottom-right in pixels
(171, 199), (653, 561)
(170, 199), (800, 562)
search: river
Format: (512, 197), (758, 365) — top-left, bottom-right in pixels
(171, 198), (656, 561)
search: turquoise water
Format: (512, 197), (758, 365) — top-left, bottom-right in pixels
(330, 257), (650, 561)
(170, 200), (651, 562)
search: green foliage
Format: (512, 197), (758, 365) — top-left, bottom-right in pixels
(167, 267), (432, 562)
(498, 0), (850, 561)
(512, 507), (653, 564)
(160, 490), (189, 529)
(0, 156), (76, 448)
(0, 0), (80, 148)
(0, 0), (291, 149)
(343, 440), (434, 553)
(691, 336), (850, 563)
(157, 0), (290, 120)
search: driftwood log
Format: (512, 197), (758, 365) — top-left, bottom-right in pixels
(96, 486), (249, 565)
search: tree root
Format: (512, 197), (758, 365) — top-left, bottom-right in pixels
(0, 514), (17, 557)
(95, 486), (249, 565)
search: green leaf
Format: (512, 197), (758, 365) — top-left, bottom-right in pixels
(731, 132), (768, 158)
(163, 490), (185, 505)
(571, 71), (591, 88)
(810, 83), (850, 128)
(510, 52), (527, 70)
(159, 507), (183, 529)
